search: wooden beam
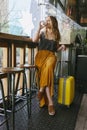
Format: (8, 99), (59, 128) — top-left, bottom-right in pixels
(57, 0), (65, 11)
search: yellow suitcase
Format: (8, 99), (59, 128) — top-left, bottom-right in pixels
(58, 76), (75, 107)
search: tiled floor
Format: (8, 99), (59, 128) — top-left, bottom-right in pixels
(0, 86), (83, 130)
(75, 94), (87, 130)
(0, 86), (86, 130)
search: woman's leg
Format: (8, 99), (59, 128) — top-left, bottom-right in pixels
(37, 87), (45, 101)
(45, 86), (55, 115)
(45, 87), (53, 105)
(36, 52), (57, 108)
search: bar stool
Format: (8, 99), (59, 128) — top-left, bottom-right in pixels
(19, 64), (38, 115)
(0, 67), (29, 130)
(0, 72), (9, 130)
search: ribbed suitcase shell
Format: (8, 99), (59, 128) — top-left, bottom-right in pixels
(58, 76), (75, 106)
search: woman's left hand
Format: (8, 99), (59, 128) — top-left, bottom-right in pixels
(61, 44), (66, 51)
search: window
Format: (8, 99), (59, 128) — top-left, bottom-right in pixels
(0, 0), (42, 37)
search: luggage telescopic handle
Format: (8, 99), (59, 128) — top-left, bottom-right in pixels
(60, 50), (63, 77)
(60, 50), (68, 77)
(60, 50), (71, 76)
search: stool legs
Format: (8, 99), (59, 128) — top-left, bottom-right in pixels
(7, 73), (15, 130)
(23, 72), (30, 118)
(8, 72), (30, 130)
(0, 67), (31, 130)
(29, 68), (32, 116)
(0, 79), (9, 130)
(17, 65), (38, 117)
(11, 73), (15, 130)
(27, 67), (37, 116)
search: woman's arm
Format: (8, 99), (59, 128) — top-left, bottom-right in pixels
(33, 21), (46, 43)
(33, 28), (41, 43)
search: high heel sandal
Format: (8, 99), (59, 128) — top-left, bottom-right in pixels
(48, 105), (55, 116)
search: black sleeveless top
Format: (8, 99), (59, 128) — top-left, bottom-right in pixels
(38, 33), (57, 52)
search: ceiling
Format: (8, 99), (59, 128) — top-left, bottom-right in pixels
(78, 0), (87, 26)
(49, 0), (87, 27)
(78, 0), (87, 15)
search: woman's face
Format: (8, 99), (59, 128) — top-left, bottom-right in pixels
(45, 16), (52, 29)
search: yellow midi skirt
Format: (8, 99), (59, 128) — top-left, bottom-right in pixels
(35, 50), (57, 107)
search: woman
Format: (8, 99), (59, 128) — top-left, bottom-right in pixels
(33, 16), (65, 116)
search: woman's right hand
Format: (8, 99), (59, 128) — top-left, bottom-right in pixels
(33, 21), (46, 42)
(39, 21), (46, 30)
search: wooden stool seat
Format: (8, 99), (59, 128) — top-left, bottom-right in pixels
(0, 67), (23, 73)
(19, 64), (36, 69)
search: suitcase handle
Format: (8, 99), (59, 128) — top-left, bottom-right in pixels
(60, 50), (71, 77)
